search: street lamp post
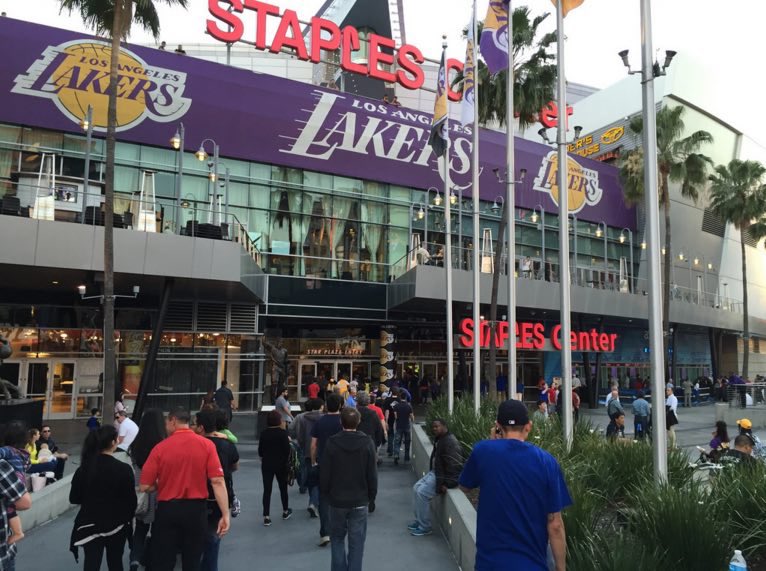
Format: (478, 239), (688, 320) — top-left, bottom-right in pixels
(620, 228), (634, 292)
(408, 202), (427, 256)
(616, 0), (678, 482)
(170, 123), (185, 232)
(596, 222), (608, 283)
(426, 186), (443, 249)
(531, 205), (545, 280)
(570, 214), (578, 285)
(80, 105), (93, 224)
(196, 138), (220, 224)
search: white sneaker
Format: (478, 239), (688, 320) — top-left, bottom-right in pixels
(308, 504), (318, 518)
(318, 536), (330, 547)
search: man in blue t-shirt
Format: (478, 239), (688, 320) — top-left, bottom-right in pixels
(459, 400), (572, 571)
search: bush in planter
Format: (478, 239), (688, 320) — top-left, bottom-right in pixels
(624, 481), (730, 571)
(567, 529), (668, 571)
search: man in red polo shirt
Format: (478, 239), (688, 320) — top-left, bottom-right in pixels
(307, 377), (321, 400)
(139, 407), (229, 571)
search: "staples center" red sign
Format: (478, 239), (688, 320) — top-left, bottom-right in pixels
(206, 0), (464, 99)
(459, 318), (617, 352)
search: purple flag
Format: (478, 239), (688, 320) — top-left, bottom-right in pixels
(479, 0), (510, 75)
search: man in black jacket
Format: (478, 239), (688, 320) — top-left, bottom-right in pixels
(320, 407), (377, 571)
(356, 392), (383, 450)
(408, 418), (462, 537)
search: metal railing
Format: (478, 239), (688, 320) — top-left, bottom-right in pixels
(392, 241), (743, 313)
(1, 184), (261, 265)
(726, 383), (766, 408)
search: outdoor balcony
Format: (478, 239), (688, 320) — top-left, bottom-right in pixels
(388, 242), (764, 336)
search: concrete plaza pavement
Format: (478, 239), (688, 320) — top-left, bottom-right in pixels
(22, 416), (459, 571)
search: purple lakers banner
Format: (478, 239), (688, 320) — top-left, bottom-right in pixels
(0, 18), (635, 229)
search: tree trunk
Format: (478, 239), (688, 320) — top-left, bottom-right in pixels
(487, 209), (507, 403)
(741, 229), (750, 379)
(102, 2), (123, 421)
(661, 172), (672, 381)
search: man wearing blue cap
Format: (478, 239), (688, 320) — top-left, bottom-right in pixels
(459, 400), (572, 571)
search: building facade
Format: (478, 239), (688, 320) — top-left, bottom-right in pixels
(0, 11), (757, 418)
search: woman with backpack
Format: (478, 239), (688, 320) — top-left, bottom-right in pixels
(258, 410), (292, 526)
(69, 425), (137, 570)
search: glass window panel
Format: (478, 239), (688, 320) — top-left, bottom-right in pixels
(180, 174), (208, 202)
(140, 146), (175, 170)
(115, 142), (140, 163)
(0, 124), (21, 145)
(0, 149), (12, 179)
(227, 181), (248, 207)
(390, 185), (412, 204)
(114, 166), (139, 194)
(21, 128), (63, 152)
(246, 180), (268, 210)
(389, 205), (409, 229)
(151, 172), (173, 199)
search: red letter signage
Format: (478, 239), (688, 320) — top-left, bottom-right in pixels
(458, 319), (617, 352)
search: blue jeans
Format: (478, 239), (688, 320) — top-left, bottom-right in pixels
(413, 471), (437, 531)
(201, 518), (221, 571)
(393, 429), (411, 461)
(330, 505), (368, 571)
(306, 463), (320, 508)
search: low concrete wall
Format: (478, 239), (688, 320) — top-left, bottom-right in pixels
(412, 424), (476, 571)
(715, 403), (766, 429)
(22, 474), (74, 531)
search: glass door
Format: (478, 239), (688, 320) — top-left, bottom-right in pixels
(298, 362), (317, 400)
(336, 361), (352, 382)
(24, 360), (76, 419)
(25, 361), (50, 414)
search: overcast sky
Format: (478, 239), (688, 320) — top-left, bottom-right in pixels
(3, 0), (764, 135)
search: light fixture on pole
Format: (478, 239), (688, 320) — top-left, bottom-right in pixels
(490, 194), (504, 214)
(79, 105), (93, 224)
(538, 125), (583, 145)
(78, 284), (140, 302)
(618, 2), (675, 483)
(493, 167), (528, 409)
(620, 228), (634, 292)
(170, 123), (185, 231)
(532, 204), (546, 280)
(408, 201), (428, 250)
(596, 222), (608, 275)
(196, 139), (220, 225)
(427, 186), (442, 207)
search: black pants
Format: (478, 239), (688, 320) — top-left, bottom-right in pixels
(83, 527), (127, 571)
(151, 500), (207, 571)
(262, 466), (289, 517)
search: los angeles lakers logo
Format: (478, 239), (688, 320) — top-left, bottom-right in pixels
(12, 40), (191, 132)
(532, 151), (603, 214)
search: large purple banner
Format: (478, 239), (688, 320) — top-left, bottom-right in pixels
(0, 18), (635, 229)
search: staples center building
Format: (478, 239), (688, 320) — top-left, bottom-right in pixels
(0, 2), (759, 419)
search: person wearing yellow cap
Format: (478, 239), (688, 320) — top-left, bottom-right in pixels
(736, 418), (766, 462)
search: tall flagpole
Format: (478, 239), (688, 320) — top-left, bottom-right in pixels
(443, 35), (455, 415)
(640, 0), (668, 483)
(506, 1), (516, 400)
(556, 1), (574, 450)
(470, 3), (482, 414)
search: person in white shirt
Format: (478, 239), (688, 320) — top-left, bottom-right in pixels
(114, 410), (139, 453)
(415, 246), (431, 265)
(665, 384), (679, 448)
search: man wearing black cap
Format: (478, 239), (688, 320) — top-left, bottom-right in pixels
(459, 400), (571, 571)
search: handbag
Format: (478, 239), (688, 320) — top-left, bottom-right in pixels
(135, 490), (150, 517)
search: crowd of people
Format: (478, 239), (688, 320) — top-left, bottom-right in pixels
(5, 366), (766, 571)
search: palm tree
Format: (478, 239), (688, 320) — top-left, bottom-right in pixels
(619, 106), (713, 363)
(455, 7), (558, 130)
(60, 0), (188, 418)
(454, 8), (556, 401)
(708, 160), (766, 379)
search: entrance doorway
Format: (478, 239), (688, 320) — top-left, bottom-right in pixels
(297, 360), (373, 399)
(17, 360), (78, 419)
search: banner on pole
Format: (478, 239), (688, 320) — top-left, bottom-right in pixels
(479, 0), (509, 75)
(460, 9), (477, 126)
(550, 0), (586, 17)
(429, 50), (449, 157)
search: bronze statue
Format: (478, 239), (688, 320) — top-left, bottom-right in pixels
(0, 335), (19, 399)
(262, 338), (289, 387)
